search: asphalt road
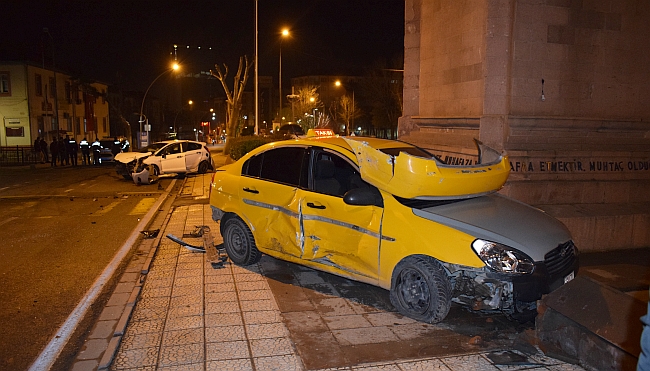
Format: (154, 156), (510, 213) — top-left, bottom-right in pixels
(0, 163), (173, 371)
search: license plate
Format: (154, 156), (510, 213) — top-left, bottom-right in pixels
(564, 271), (575, 284)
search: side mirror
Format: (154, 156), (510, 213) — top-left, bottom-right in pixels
(343, 188), (383, 208)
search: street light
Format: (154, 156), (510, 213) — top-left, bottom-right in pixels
(139, 63), (180, 147)
(334, 80), (354, 136)
(279, 28), (290, 126)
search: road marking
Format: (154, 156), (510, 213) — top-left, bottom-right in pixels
(64, 189), (73, 193)
(10, 201), (37, 211)
(128, 198), (156, 215)
(29, 179), (177, 371)
(0, 217), (17, 227)
(93, 200), (120, 216)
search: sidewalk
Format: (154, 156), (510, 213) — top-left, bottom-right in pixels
(67, 169), (593, 371)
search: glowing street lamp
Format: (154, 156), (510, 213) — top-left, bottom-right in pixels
(139, 63), (180, 147)
(279, 28), (290, 125)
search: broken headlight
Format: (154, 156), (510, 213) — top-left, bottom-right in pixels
(471, 239), (534, 275)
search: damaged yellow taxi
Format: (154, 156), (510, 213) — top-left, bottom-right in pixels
(209, 135), (578, 323)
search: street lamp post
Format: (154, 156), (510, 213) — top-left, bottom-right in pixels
(279, 28), (290, 127)
(139, 63), (179, 147)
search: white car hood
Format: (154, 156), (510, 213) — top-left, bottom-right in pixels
(114, 152), (151, 164)
(412, 193), (572, 261)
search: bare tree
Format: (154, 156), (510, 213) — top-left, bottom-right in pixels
(210, 55), (253, 153)
(294, 85), (321, 130)
(337, 95), (362, 136)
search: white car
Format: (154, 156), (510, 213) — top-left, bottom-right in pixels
(114, 140), (213, 182)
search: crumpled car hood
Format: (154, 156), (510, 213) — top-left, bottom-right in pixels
(412, 194), (572, 261)
(343, 137), (510, 200)
(114, 152), (151, 164)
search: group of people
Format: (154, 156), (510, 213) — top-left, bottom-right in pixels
(33, 136), (104, 167)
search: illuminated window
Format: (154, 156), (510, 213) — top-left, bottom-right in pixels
(0, 72), (10, 96)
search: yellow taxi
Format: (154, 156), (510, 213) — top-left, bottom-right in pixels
(209, 134), (578, 323)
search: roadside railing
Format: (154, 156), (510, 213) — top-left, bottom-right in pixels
(0, 146), (40, 166)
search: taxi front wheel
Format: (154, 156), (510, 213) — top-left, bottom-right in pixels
(389, 256), (452, 324)
(222, 217), (261, 265)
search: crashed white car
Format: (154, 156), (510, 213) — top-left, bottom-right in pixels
(114, 140), (213, 183)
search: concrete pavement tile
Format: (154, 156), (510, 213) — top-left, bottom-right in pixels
(254, 354), (303, 371)
(332, 327), (399, 346)
(322, 314), (373, 330)
(130, 304), (169, 322)
(239, 299), (278, 312)
(70, 359), (99, 371)
(394, 358), (452, 371)
(234, 272), (266, 282)
(389, 322), (442, 341)
(120, 331), (163, 349)
(171, 285), (202, 298)
(205, 300), (240, 314)
(111, 346), (159, 369)
(250, 337), (295, 357)
(158, 342), (204, 367)
(76, 338), (109, 360)
(205, 312), (244, 327)
(205, 274), (234, 283)
(243, 310), (283, 324)
(238, 290), (273, 301)
(282, 311), (329, 333)
(106, 292), (131, 307)
(120, 272), (140, 283)
(365, 312), (416, 327)
(206, 359), (254, 371)
(350, 362), (402, 370)
(139, 286), (173, 298)
(99, 305), (126, 321)
(206, 325), (246, 342)
(347, 299), (387, 315)
(157, 362), (204, 371)
(205, 340), (250, 360)
(169, 295), (201, 309)
(174, 267), (203, 278)
(164, 315), (202, 331)
(88, 320), (117, 338)
(440, 354), (499, 371)
(313, 297), (356, 316)
(205, 282), (236, 293)
(206, 290), (238, 303)
(126, 318), (165, 334)
(161, 327), (203, 347)
(236, 280), (270, 291)
(245, 323), (290, 339)
(114, 281), (135, 293)
(168, 302), (203, 317)
(173, 276), (203, 287)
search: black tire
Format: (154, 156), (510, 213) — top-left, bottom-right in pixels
(151, 165), (160, 176)
(389, 256), (452, 324)
(222, 216), (261, 265)
(198, 161), (210, 174)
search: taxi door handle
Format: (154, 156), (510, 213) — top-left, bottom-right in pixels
(307, 202), (325, 209)
(243, 187), (259, 194)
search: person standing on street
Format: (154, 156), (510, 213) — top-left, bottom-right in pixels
(50, 138), (58, 167)
(34, 137), (44, 163)
(59, 137), (68, 166)
(68, 136), (79, 166)
(91, 138), (101, 165)
(40, 137), (49, 163)
(79, 138), (90, 165)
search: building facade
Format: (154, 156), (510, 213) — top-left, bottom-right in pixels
(0, 61), (110, 147)
(399, 0), (650, 251)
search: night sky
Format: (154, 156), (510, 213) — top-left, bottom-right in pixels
(1, 1), (405, 92)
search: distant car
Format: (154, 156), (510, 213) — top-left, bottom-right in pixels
(114, 140), (213, 181)
(209, 135), (579, 324)
(97, 139), (119, 164)
(277, 124), (305, 137)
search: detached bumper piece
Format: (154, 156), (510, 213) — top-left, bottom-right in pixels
(166, 226), (228, 268)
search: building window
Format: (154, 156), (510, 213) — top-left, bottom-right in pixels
(35, 74), (42, 96)
(49, 77), (56, 98)
(38, 116), (45, 134)
(0, 72), (10, 96)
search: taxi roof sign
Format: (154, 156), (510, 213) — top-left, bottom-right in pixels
(307, 128), (335, 137)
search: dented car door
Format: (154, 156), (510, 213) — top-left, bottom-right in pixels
(300, 149), (383, 282)
(238, 146), (309, 259)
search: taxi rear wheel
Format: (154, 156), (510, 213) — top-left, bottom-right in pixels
(389, 256), (451, 324)
(222, 216), (261, 265)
